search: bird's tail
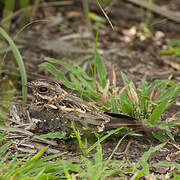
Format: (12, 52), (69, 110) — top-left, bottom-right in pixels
(104, 112), (164, 133)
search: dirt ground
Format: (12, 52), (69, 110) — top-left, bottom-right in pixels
(1, 0), (180, 178)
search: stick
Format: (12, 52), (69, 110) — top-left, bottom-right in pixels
(126, 0), (180, 23)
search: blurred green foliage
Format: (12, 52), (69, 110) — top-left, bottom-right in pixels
(159, 39), (180, 56)
(0, 0), (38, 31)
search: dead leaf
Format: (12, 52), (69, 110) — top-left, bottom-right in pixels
(35, 144), (45, 152)
(112, 66), (116, 88)
(166, 151), (180, 162)
(102, 79), (110, 105)
(153, 91), (161, 101)
(164, 59), (180, 70)
(66, 11), (83, 18)
(129, 83), (139, 105)
(0, 75), (14, 90)
(25, 123), (37, 131)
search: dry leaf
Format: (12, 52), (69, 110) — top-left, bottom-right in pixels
(66, 11), (83, 18)
(25, 123), (37, 131)
(96, 81), (104, 93)
(153, 91), (161, 101)
(102, 79), (110, 105)
(129, 83), (139, 105)
(112, 66), (116, 88)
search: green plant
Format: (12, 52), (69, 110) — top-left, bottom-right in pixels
(1, 0), (15, 31)
(159, 39), (180, 56)
(101, 0), (117, 7)
(82, 0), (92, 30)
(62, 129), (132, 179)
(40, 38), (179, 138)
(0, 132), (125, 179)
(1, 0), (30, 31)
(1, 0), (41, 32)
(145, 0), (154, 29)
(88, 12), (107, 30)
(0, 27), (27, 105)
(133, 142), (167, 179)
(78, 141), (116, 179)
(34, 132), (67, 140)
(72, 121), (127, 156)
(0, 135), (67, 179)
(138, 0), (155, 38)
(139, 22), (152, 38)
(1, 130), (179, 179)
(82, 0), (115, 31)
(153, 161), (180, 179)
(0, 76), (15, 125)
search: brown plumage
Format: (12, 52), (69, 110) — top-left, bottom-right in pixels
(26, 79), (162, 135)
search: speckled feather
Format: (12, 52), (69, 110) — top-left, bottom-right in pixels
(27, 79), (163, 135)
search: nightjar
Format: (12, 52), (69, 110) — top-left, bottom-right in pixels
(26, 79), (162, 135)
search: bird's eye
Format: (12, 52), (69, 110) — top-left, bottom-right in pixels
(39, 87), (48, 93)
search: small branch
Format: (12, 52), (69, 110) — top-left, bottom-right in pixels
(126, 0), (180, 23)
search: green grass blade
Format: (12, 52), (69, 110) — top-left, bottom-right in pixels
(110, 98), (119, 113)
(155, 85), (177, 103)
(41, 59), (99, 98)
(82, 0), (92, 30)
(96, 50), (107, 88)
(0, 134), (8, 143)
(119, 91), (135, 116)
(149, 85), (177, 125)
(107, 134), (127, 162)
(19, 0), (30, 8)
(137, 142), (167, 168)
(0, 27), (27, 105)
(121, 72), (130, 85)
(159, 48), (180, 55)
(72, 122), (87, 155)
(93, 32), (98, 81)
(64, 167), (72, 180)
(38, 153), (67, 164)
(151, 132), (168, 142)
(63, 161), (82, 173)
(95, 142), (103, 166)
(149, 99), (169, 125)
(167, 39), (180, 46)
(39, 62), (75, 89)
(70, 74), (84, 92)
(75, 65), (93, 81)
(153, 161), (180, 169)
(135, 142), (167, 178)
(10, 147), (48, 177)
(44, 57), (92, 81)
(45, 57), (93, 82)
(34, 132), (65, 139)
(87, 127), (125, 154)
(147, 80), (163, 96)
(0, 141), (12, 155)
(5, 154), (30, 177)
(2, 0), (15, 31)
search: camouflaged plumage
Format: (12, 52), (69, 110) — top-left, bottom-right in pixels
(26, 79), (163, 135)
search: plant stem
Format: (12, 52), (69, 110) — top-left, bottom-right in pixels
(82, 0), (92, 30)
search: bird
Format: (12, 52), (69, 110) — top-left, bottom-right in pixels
(25, 79), (163, 135)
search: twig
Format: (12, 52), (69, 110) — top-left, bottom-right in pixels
(126, 0), (180, 23)
(0, 126), (34, 136)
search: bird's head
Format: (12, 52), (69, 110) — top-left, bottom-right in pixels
(25, 79), (65, 102)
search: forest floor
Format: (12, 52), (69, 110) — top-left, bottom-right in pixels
(1, 0), (180, 178)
